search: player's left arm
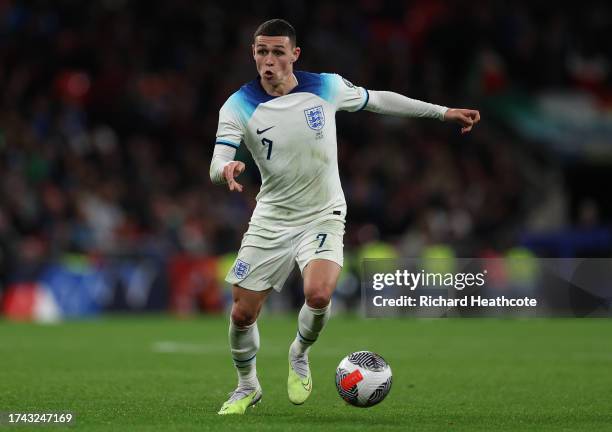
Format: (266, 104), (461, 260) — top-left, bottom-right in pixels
(364, 90), (480, 134)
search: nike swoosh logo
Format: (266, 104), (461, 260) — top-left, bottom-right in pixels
(256, 126), (275, 135)
(302, 376), (312, 392)
(315, 249), (332, 254)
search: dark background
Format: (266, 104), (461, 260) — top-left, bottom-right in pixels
(1, 0), (611, 315)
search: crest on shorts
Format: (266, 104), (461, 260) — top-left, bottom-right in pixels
(233, 259), (250, 280)
(304, 106), (325, 130)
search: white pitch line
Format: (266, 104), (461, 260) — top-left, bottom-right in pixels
(152, 341), (228, 354)
(151, 341), (351, 357)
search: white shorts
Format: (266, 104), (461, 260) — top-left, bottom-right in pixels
(226, 219), (344, 292)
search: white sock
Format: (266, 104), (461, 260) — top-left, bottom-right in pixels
(290, 302), (331, 357)
(229, 319), (259, 388)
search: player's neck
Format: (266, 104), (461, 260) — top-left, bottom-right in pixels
(260, 73), (298, 97)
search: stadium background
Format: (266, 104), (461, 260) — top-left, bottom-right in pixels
(1, 0), (611, 318)
(2, 2), (612, 431)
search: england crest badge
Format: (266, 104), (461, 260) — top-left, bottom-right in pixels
(233, 259), (250, 280)
(304, 106), (325, 131)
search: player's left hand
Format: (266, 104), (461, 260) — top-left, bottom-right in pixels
(444, 109), (481, 134)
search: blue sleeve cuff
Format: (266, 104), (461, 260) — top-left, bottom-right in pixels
(357, 88), (370, 111)
(215, 139), (240, 149)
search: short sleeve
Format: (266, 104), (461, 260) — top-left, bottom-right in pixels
(324, 73), (369, 112)
(215, 98), (244, 149)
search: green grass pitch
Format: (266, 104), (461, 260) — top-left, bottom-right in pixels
(1, 314), (611, 431)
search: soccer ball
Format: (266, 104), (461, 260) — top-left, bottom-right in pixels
(335, 351), (392, 407)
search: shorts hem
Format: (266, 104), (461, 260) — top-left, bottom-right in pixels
(298, 256), (344, 273)
(225, 277), (275, 292)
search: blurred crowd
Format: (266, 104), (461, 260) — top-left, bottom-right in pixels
(1, 0), (611, 283)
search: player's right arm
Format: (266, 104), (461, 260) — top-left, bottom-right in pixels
(209, 145), (245, 192)
(209, 95), (247, 193)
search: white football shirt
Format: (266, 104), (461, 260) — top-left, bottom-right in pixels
(215, 71), (368, 229)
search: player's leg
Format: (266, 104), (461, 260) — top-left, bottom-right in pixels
(219, 285), (270, 415)
(219, 225), (296, 414)
(289, 220), (344, 404)
(230, 285), (270, 387)
(297, 258), (340, 349)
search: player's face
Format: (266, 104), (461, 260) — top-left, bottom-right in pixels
(253, 36), (300, 85)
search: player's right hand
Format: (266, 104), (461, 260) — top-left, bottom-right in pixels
(223, 161), (245, 192)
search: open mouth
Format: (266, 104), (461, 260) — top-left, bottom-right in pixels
(263, 70), (274, 79)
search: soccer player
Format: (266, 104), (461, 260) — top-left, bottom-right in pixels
(211, 19), (480, 415)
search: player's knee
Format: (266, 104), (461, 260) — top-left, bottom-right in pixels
(305, 288), (332, 309)
(231, 305), (258, 327)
